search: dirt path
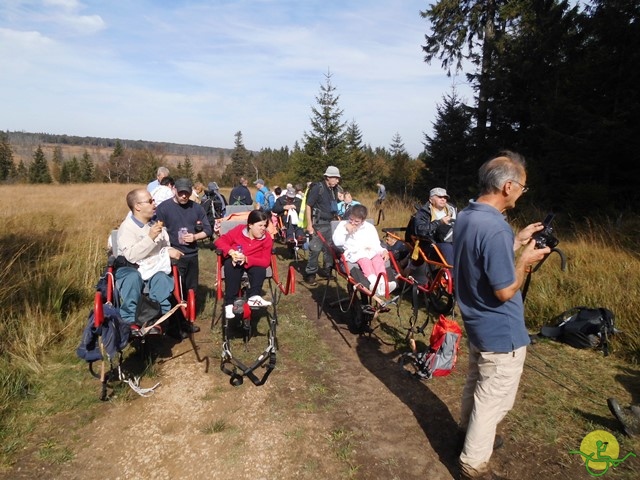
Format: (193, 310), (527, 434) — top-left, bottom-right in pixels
(4, 277), (597, 480)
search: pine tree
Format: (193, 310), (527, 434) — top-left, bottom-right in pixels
(222, 131), (253, 184)
(387, 134), (417, 200)
(421, 90), (474, 201)
(0, 131), (14, 181)
(295, 70), (347, 181)
(106, 140), (125, 183)
(342, 121), (369, 192)
(29, 146), (52, 184)
(182, 155), (195, 180)
(51, 145), (64, 182)
(421, 0), (506, 142)
(15, 160), (28, 183)
(80, 150), (94, 182)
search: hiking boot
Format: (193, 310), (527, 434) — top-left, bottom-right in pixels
(608, 397), (640, 437)
(247, 295), (272, 307)
(181, 321), (200, 334)
(317, 267), (332, 279)
(459, 461), (508, 480)
(304, 274), (318, 286)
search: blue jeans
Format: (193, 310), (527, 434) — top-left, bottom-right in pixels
(115, 267), (174, 324)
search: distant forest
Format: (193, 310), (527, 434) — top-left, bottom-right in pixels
(6, 130), (230, 158)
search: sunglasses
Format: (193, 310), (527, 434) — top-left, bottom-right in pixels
(137, 198), (154, 205)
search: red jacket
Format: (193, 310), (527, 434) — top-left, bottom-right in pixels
(214, 224), (273, 268)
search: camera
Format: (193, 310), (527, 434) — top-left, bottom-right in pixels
(532, 214), (559, 249)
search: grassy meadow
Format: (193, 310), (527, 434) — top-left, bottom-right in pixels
(0, 184), (639, 473)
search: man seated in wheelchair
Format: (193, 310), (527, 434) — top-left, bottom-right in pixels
(214, 210), (274, 319)
(115, 188), (184, 331)
(332, 204), (397, 300)
(413, 187), (456, 266)
(271, 186), (306, 246)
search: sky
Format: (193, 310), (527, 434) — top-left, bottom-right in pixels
(0, 0), (473, 157)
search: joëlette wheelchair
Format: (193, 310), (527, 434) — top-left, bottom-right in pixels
(211, 219), (296, 387)
(382, 227), (455, 344)
(314, 223), (399, 338)
(87, 236), (204, 400)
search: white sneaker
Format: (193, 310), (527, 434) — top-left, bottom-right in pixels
(388, 281), (397, 293)
(247, 295), (272, 307)
(225, 304), (235, 319)
(376, 281), (386, 296)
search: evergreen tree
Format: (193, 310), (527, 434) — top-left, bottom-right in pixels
(182, 155), (195, 180)
(106, 140), (125, 183)
(15, 160), (28, 183)
(422, 90), (475, 202)
(342, 121), (369, 192)
(28, 146), (52, 184)
(421, 0), (508, 141)
(0, 131), (14, 181)
(80, 150), (94, 182)
(222, 131), (253, 185)
(387, 134), (417, 200)
(51, 145), (64, 182)
(295, 71), (347, 181)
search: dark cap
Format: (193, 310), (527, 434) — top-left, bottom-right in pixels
(175, 178), (193, 193)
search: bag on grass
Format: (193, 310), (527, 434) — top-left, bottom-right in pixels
(77, 303), (129, 362)
(405, 315), (462, 379)
(540, 307), (616, 356)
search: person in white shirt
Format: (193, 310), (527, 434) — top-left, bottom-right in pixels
(332, 204), (396, 297)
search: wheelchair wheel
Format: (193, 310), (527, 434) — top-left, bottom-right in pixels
(429, 269), (454, 315)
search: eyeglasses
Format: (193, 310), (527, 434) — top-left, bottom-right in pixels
(510, 180), (529, 194)
(348, 218), (363, 226)
(137, 198), (154, 205)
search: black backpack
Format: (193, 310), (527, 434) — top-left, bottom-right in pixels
(201, 192), (226, 225)
(540, 307), (616, 356)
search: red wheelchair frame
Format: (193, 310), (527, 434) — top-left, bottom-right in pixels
(211, 223), (297, 386)
(90, 260), (203, 400)
(315, 228), (398, 338)
(382, 227), (455, 342)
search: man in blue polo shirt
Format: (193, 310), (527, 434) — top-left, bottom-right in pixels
(453, 151), (550, 480)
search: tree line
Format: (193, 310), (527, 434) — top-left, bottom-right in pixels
(2, 0), (637, 217)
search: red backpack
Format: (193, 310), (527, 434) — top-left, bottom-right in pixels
(402, 315), (462, 379)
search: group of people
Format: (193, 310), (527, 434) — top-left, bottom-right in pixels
(115, 172), (212, 338)
(115, 152), (553, 480)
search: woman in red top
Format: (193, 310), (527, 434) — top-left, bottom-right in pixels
(215, 210), (274, 318)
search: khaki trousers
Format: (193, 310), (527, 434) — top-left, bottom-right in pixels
(459, 342), (527, 471)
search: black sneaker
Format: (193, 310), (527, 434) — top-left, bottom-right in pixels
(317, 268), (332, 278)
(181, 322), (200, 334)
(304, 274), (318, 286)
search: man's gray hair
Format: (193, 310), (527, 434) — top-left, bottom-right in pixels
(478, 150), (526, 195)
(157, 166), (170, 177)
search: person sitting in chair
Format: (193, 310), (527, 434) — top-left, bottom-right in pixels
(115, 188), (184, 331)
(271, 186), (306, 245)
(214, 210), (274, 319)
(413, 187), (457, 266)
(332, 204), (396, 299)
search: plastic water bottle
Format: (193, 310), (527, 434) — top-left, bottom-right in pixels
(234, 245), (243, 265)
(178, 227), (188, 245)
